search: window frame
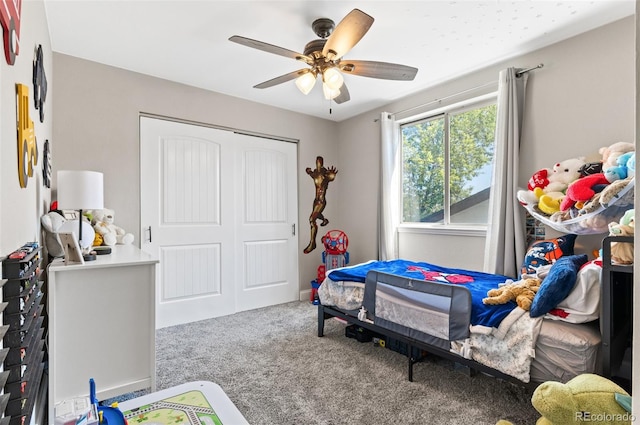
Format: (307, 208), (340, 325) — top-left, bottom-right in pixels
(397, 92), (498, 236)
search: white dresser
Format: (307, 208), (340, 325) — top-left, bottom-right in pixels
(47, 245), (158, 423)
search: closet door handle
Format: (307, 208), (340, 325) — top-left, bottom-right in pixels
(147, 226), (152, 243)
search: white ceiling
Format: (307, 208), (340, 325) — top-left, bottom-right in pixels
(43, 1), (635, 122)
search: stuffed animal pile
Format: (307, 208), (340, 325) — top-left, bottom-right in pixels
(518, 142), (635, 231)
(517, 157), (586, 211)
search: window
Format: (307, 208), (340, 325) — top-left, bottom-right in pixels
(401, 97), (497, 226)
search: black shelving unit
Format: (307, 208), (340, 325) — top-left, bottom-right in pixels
(1, 244), (47, 425)
(601, 235), (633, 393)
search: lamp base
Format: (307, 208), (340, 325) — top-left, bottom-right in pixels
(83, 252), (97, 261)
(93, 246), (112, 255)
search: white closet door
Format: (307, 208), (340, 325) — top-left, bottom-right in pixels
(140, 117), (298, 328)
(234, 134), (299, 312)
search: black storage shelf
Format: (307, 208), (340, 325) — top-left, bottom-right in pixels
(0, 372), (9, 392)
(0, 396), (9, 422)
(1, 244), (47, 424)
(2, 248), (41, 280)
(3, 347), (24, 368)
(600, 235), (633, 393)
(4, 281), (42, 316)
(5, 326), (44, 376)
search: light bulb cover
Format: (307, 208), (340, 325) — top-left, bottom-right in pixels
(295, 71), (316, 95)
(322, 83), (341, 100)
(322, 67), (344, 91)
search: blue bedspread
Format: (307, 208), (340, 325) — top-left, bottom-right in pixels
(328, 259), (515, 328)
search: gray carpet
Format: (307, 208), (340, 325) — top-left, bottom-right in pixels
(154, 301), (540, 425)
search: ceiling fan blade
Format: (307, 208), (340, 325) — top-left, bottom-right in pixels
(335, 83), (350, 104)
(339, 60), (418, 80)
(229, 35), (312, 64)
(323, 9), (374, 61)
(254, 69), (310, 89)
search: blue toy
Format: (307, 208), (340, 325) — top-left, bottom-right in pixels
(90, 378), (126, 425)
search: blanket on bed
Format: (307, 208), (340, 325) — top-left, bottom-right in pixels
(327, 259), (515, 328)
(466, 307), (543, 382)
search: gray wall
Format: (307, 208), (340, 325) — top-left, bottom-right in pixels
(336, 16), (635, 270)
(0, 1), (52, 255)
(51, 53), (339, 294)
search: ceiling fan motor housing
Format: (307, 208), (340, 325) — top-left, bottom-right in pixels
(303, 39), (327, 57)
(311, 18), (335, 38)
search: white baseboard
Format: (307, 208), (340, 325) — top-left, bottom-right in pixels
(299, 289), (312, 302)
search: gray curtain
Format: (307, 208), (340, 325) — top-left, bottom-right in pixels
(483, 68), (528, 277)
(379, 112), (400, 260)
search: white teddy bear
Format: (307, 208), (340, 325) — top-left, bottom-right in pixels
(91, 208), (134, 246)
(517, 157), (586, 207)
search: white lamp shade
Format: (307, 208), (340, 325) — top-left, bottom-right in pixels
(57, 170), (104, 210)
(295, 71), (316, 95)
(322, 83), (341, 100)
(323, 68), (344, 91)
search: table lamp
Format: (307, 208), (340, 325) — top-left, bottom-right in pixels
(57, 170), (104, 261)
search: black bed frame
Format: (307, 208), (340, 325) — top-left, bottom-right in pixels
(318, 303), (538, 389)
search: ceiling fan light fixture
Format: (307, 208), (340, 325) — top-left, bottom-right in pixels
(231, 8), (415, 107)
(295, 71), (317, 95)
(322, 67), (344, 90)
(322, 82), (341, 100)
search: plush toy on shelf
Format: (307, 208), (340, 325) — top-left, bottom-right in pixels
(91, 208), (134, 246)
(559, 170), (624, 212)
(622, 152), (635, 177)
(599, 141), (635, 170)
(537, 192), (565, 215)
(608, 209), (634, 264)
(517, 157), (585, 211)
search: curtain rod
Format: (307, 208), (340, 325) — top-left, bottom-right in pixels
(516, 63), (544, 76)
(383, 63), (544, 119)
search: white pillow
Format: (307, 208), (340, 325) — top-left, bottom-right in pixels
(544, 260), (601, 323)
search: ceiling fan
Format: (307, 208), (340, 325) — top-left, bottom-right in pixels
(229, 9), (418, 104)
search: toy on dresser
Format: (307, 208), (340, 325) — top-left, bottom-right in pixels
(90, 208), (134, 247)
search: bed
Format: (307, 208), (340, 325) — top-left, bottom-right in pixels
(317, 254), (603, 386)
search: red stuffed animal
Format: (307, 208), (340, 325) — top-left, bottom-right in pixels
(528, 168), (549, 190)
(559, 173), (610, 211)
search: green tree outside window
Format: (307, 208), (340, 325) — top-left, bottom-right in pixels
(402, 102), (497, 224)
